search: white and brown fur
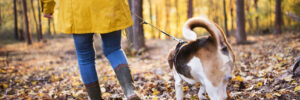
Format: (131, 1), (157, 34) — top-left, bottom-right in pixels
(168, 17), (235, 100)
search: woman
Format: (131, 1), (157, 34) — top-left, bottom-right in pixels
(41, 0), (140, 99)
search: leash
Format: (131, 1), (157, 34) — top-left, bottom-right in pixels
(133, 14), (185, 43)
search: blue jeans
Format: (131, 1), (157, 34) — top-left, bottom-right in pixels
(73, 30), (128, 84)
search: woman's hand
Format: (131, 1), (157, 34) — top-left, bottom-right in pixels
(43, 14), (53, 18)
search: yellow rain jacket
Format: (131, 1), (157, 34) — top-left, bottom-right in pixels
(41, 0), (133, 34)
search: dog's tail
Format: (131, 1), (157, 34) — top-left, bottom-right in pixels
(182, 17), (224, 45)
(183, 17), (236, 62)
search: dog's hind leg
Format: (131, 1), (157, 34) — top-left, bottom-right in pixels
(198, 85), (207, 100)
(173, 69), (183, 100)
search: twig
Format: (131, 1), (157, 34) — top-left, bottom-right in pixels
(286, 12), (300, 23)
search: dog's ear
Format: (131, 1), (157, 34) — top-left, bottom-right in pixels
(183, 17), (225, 48)
(214, 23), (235, 62)
(168, 50), (175, 69)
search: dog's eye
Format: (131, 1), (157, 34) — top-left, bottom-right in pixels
(221, 46), (228, 54)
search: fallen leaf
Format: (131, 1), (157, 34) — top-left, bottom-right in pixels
(183, 86), (189, 92)
(266, 93), (273, 99)
(295, 86), (300, 92)
(2, 84), (8, 89)
(256, 82), (263, 87)
(233, 76), (243, 82)
(152, 88), (159, 95)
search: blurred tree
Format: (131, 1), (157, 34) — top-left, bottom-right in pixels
(52, 20), (56, 35)
(175, 0), (180, 37)
(22, 0), (32, 44)
(235, 0), (247, 43)
(230, 0), (234, 34)
(37, 0), (43, 40)
(0, 3), (1, 26)
(132, 0), (146, 52)
(148, 0), (154, 35)
(48, 19), (51, 35)
(0, 4), (1, 24)
(30, 0), (40, 40)
(155, 1), (161, 39)
(126, 0), (134, 46)
(223, 0), (229, 37)
(245, 0), (253, 33)
(165, 0), (170, 36)
(18, 0), (25, 41)
(13, 0), (19, 40)
(254, 0), (259, 33)
(188, 0), (193, 18)
(274, 0), (282, 34)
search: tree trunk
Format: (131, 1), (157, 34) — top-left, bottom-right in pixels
(0, 5), (1, 33)
(187, 0), (193, 18)
(37, 0), (43, 40)
(175, 0), (180, 37)
(245, 0), (253, 33)
(52, 20), (56, 35)
(30, 0), (40, 40)
(155, 1), (161, 39)
(22, 0), (32, 45)
(254, 0), (259, 33)
(48, 18), (51, 35)
(18, 0), (25, 41)
(274, 0), (282, 34)
(0, 3), (1, 30)
(13, 0), (19, 40)
(132, 0), (146, 52)
(223, 0), (229, 37)
(165, 0), (170, 37)
(148, 0), (154, 36)
(126, 0), (134, 46)
(230, 0), (234, 35)
(235, 0), (247, 44)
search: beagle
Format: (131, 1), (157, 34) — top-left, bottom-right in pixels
(168, 18), (235, 100)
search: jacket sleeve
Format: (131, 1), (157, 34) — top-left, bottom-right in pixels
(40, 0), (56, 14)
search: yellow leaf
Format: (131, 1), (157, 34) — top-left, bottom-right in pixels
(277, 56), (283, 61)
(291, 81), (297, 85)
(51, 75), (55, 82)
(2, 84), (8, 88)
(31, 81), (37, 85)
(15, 80), (21, 83)
(37, 93), (44, 97)
(73, 81), (80, 86)
(152, 88), (160, 95)
(152, 97), (158, 100)
(233, 76), (243, 82)
(102, 92), (111, 97)
(256, 82), (262, 87)
(183, 86), (189, 92)
(295, 86), (300, 91)
(266, 93), (273, 99)
(46, 66), (51, 71)
(273, 92), (281, 96)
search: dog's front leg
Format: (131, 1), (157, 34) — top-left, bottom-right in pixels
(173, 70), (183, 100)
(198, 85), (207, 100)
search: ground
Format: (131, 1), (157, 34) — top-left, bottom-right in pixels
(0, 32), (300, 100)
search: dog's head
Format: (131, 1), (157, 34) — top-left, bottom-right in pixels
(183, 17), (235, 100)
